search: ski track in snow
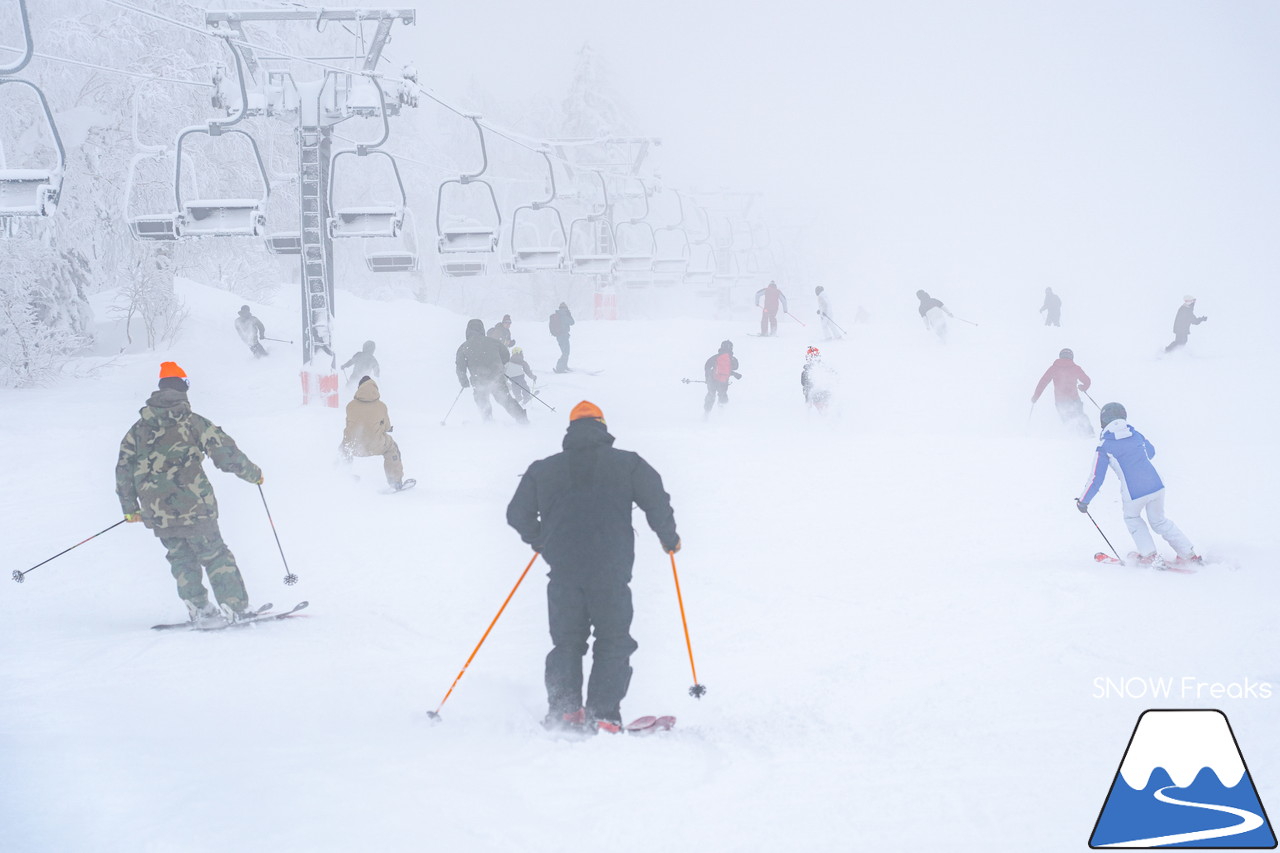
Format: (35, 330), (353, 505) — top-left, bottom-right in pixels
(1, 280), (1278, 852)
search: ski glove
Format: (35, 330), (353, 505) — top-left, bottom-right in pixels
(124, 513), (141, 523)
(669, 539), (682, 554)
(257, 475), (265, 485)
(1075, 499), (1089, 514)
(732, 372), (742, 379)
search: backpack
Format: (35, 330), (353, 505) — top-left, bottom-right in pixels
(713, 353), (733, 383)
(548, 311), (562, 337)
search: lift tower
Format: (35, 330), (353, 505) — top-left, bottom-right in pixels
(205, 9), (415, 406)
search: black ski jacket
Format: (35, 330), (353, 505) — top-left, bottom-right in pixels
(1173, 304), (1206, 335)
(507, 419), (679, 581)
(456, 319), (510, 386)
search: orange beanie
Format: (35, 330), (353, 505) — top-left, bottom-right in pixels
(159, 361), (187, 379)
(569, 400), (604, 423)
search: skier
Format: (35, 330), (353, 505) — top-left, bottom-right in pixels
(916, 290), (954, 341)
(754, 281), (788, 336)
(234, 305), (268, 358)
(456, 318), (528, 424)
(340, 375), (412, 491)
(506, 401), (681, 734)
(703, 340), (741, 415)
(488, 314), (516, 347)
(1076, 402), (1200, 569)
(815, 286), (842, 340)
(341, 341), (380, 388)
(1040, 287), (1062, 327)
(115, 362), (263, 623)
(801, 345), (835, 412)
(504, 346), (537, 405)
(549, 302), (575, 373)
(1031, 348), (1092, 433)
(1165, 296), (1208, 353)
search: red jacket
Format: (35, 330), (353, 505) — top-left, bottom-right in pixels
(1033, 358), (1090, 404)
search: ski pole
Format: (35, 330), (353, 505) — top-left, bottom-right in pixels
(526, 392), (556, 412)
(680, 378), (707, 384)
(258, 484), (298, 586)
(1081, 389), (1101, 410)
(784, 311), (807, 327)
(12, 519), (126, 583)
(1079, 502), (1124, 564)
(428, 552), (539, 721)
(669, 551), (706, 699)
(819, 312), (848, 336)
(261, 337), (294, 344)
(441, 387), (465, 426)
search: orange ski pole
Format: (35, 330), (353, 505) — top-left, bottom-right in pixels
(670, 550), (707, 698)
(427, 553), (539, 720)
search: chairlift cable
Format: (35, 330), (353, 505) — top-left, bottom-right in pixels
(0, 46), (214, 88)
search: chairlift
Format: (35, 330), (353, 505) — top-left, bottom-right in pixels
(613, 177), (656, 275)
(682, 205), (716, 287)
(652, 189), (693, 278)
(0, 79), (65, 219)
(123, 82), (179, 241)
(0, 0), (33, 77)
(508, 150), (567, 272)
(567, 171), (616, 275)
(328, 77), (405, 239)
(366, 208), (420, 272)
(173, 39), (270, 238)
(436, 116), (501, 276)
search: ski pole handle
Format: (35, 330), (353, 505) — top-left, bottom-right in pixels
(12, 519), (127, 583)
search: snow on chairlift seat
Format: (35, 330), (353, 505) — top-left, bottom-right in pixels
(513, 246), (564, 271)
(367, 251), (418, 273)
(614, 254), (654, 274)
(652, 257), (690, 276)
(330, 206), (403, 238)
(438, 225), (497, 254)
(0, 168), (60, 216)
(439, 255), (487, 277)
(129, 214), (179, 241)
(177, 198), (265, 238)
(264, 232), (302, 255)
(570, 254), (615, 275)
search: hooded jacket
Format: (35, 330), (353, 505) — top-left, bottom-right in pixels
(704, 341), (739, 384)
(342, 379), (394, 456)
(1173, 303), (1205, 335)
(115, 389), (261, 536)
(342, 341), (379, 379)
(1079, 420), (1164, 504)
(755, 284), (787, 313)
(1032, 358), (1091, 404)
(456, 319), (510, 385)
(506, 419), (679, 581)
(234, 311), (265, 346)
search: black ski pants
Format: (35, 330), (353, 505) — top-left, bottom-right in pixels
(545, 575), (637, 724)
(472, 377), (528, 423)
(704, 379), (729, 412)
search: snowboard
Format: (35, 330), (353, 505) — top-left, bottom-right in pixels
(385, 478), (417, 494)
(1093, 552), (1196, 574)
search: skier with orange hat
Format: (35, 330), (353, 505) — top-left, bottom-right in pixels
(507, 401), (681, 734)
(115, 362), (264, 624)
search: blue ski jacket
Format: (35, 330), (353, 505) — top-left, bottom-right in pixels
(1079, 420), (1164, 505)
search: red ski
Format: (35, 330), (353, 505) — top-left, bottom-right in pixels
(1094, 552), (1195, 574)
(624, 715), (676, 735)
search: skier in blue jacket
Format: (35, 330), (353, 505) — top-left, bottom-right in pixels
(1075, 402), (1199, 568)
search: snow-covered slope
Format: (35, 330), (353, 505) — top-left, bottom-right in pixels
(1, 280), (1277, 852)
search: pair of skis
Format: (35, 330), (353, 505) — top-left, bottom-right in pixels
(546, 715), (676, 738)
(151, 600), (309, 631)
(1093, 553), (1196, 574)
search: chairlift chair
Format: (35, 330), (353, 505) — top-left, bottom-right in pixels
(567, 171), (616, 275)
(0, 79), (65, 219)
(436, 116), (501, 276)
(509, 150), (567, 272)
(651, 189), (693, 280)
(366, 208), (420, 273)
(328, 79), (406, 239)
(265, 232), (302, 254)
(612, 177), (656, 275)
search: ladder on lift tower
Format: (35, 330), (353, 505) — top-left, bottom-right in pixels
(299, 130), (332, 361)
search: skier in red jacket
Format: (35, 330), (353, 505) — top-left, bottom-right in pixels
(1031, 348), (1092, 433)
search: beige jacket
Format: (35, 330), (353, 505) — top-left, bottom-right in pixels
(342, 380), (394, 456)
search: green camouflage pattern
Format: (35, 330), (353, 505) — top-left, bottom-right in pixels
(158, 531), (248, 611)
(115, 389), (262, 536)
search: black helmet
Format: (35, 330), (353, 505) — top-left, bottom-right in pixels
(720, 340), (733, 353)
(1059, 348), (1073, 360)
(1099, 402), (1127, 429)
(239, 305), (251, 315)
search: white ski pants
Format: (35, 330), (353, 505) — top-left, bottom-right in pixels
(1122, 488), (1194, 558)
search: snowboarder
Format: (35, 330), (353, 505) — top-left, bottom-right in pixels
(341, 341), (380, 388)
(1031, 348), (1092, 433)
(505, 346), (537, 405)
(506, 400), (681, 734)
(755, 281), (788, 336)
(340, 376), (412, 491)
(916, 290), (954, 341)
(488, 314), (515, 347)
(456, 318), (528, 424)
(703, 340), (741, 414)
(1040, 287), (1062, 327)
(1076, 402), (1200, 569)
(815, 286), (842, 340)
(115, 362), (263, 623)
(549, 302), (574, 373)
(234, 305), (268, 358)
(801, 345), (835, 412)
(1165, 296), (1208, 353)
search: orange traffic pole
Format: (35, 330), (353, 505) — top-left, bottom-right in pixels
(427, 553), (539, 720)
(670, 551), (707, 698)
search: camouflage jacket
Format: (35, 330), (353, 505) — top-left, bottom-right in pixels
(115, 389), (261, 536)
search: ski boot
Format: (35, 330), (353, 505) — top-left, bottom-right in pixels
(185, 600), (221, 626)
